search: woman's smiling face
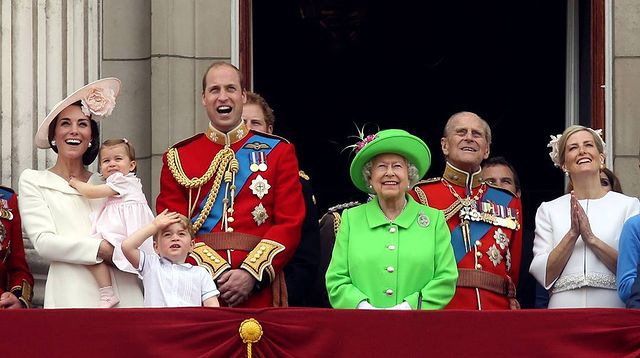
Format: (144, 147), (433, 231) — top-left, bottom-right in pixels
(369, 153), (410, 201)
(53, 104), (93, 160)
(563, 130), (604, 176)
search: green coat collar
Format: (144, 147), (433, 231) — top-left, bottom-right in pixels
(365, 195), (420, 229)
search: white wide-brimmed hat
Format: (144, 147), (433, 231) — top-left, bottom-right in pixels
(35, 77), (121, 149)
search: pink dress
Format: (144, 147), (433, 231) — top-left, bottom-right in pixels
(90, 172), (154, 274)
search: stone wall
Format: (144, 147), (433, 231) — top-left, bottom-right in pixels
(613, 0), (640, 197)
(1, 0), (237, 307)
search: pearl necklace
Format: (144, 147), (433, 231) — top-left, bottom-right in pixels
(382, 198), (408, 222)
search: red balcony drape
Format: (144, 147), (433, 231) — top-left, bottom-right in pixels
(2, 307), (639, 357)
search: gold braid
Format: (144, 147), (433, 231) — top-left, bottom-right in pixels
(220, 158), (240, 231)
(331, 212), (341, 236)
(166, 146), (236, 232)
(167, 147), (232, 189)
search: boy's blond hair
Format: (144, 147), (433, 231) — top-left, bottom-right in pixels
(153, 214), (195, 241)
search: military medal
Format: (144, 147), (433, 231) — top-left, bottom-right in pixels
(252, 203), (268, 226)
(258, 152), (268, 172)
(0, 221), (5, 243)
(0, 208), (12, 220)
(249, 152), (260, 172)
(490, 203), (519, 230)
(440, 179), (487, 253)
(417, 212), (430, 227)
(487, 244), (503, 267)
(249, 175), (271, 199)
(460, 202), (480, 222)
(493, 228), (509, 249)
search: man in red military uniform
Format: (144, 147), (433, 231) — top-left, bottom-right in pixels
(156, 62), (305, 308)
(0, 186), (34, 308)
(410, 112), (522, 310)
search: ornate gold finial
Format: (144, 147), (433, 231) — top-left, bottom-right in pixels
(239, 318), (263, 358)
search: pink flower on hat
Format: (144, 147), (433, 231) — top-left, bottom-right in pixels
(81, 87), (116, 117)
(355, 134), (377, 153)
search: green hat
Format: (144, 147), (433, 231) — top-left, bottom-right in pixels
(349, 129), (431, 193)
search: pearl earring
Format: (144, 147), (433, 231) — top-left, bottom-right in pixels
(51, 140), (56, 146)
(88, 142), (92, 147)
(564, 170), (569, 177)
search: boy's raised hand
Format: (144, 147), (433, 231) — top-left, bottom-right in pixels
(153, 209), (182, 231)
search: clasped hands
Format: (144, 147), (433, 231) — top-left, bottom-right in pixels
(569, 191), (596, 245)
(217, 269), (256, 307)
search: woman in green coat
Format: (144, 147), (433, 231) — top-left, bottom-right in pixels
(326, 129), (457, 309)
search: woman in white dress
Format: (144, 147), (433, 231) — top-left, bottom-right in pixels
(529, 125), (640, 308)
(18, 78), (144, 308)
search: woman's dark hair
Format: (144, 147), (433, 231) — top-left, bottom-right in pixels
(602, 167), (623, 193)
(47, 101), (101, 166)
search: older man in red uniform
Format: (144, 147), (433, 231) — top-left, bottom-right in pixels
(410, 112), (522, 310)
(156, 62), (304, 308)
(0, 186), (34, 308)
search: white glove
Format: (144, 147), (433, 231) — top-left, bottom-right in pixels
(387, 301), (412, 310)
(356, 300), (379, 309)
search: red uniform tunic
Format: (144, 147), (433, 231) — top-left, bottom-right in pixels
(0, 186), (34, 307)
(410, 163), (522, 310)
(157, 123), (305, 307)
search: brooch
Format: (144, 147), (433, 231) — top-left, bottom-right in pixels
(417, 212), (430, 227)
(249, 175), (271, 199)
(252, 203), (268, 226)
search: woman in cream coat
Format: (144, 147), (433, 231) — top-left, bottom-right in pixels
(530, 125), (640, 308)
(19, 78), (143, 308)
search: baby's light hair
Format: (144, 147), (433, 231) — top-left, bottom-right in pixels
(99, 138), (137, 173)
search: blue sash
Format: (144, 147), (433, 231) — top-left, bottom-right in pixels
(195, 134), (279, 235)
(0, 187), (11, 200)
(451, 187), (514, 263)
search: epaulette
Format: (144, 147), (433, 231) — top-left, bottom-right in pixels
(250, 129), (291, 144)
(299, 170), (310, 181)
(327, 201), (361, 212)
(167, 133), (204, 150)
(415, 177), (441, 186)
(485, 181), (517, 197)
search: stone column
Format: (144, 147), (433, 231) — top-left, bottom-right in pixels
(100, 0), (153, 202)
(1, 0), (239, 307)
(149, 0), (237, 208)
(613, 0), (640, 197)
(0, 0), (101, 307)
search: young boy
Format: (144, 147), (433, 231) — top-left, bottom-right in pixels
(122, 209), (220, 307)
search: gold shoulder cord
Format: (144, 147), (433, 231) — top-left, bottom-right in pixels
(331, 212), (341, 236)
(166, 146), (237, 232)
(413, 186), (429, 206)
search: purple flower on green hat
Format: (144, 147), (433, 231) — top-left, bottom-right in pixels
(355, 134), (377, 153)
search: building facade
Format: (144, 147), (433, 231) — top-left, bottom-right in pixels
(1, 0), (638, 306)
